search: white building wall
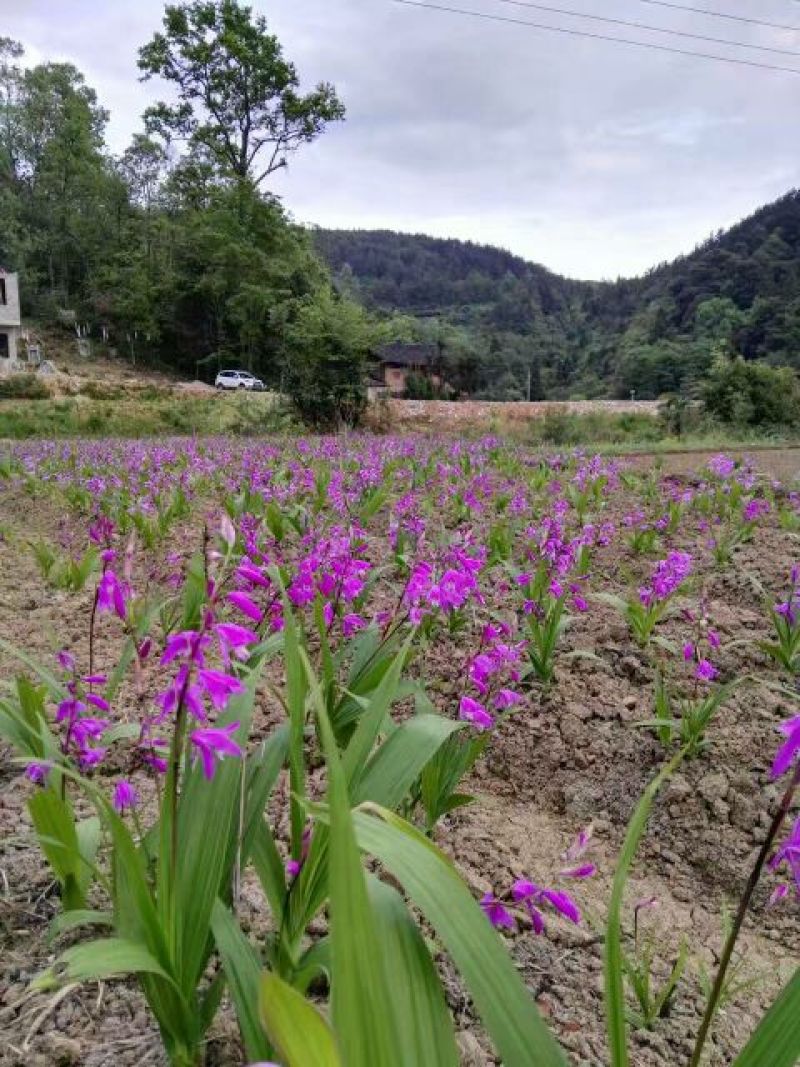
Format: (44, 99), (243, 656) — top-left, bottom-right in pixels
(0, 272), (21, 329)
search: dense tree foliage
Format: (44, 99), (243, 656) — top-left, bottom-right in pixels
(138, 0), (344, 188)
(0, 7), (365, 426)
(318, 198), (800, 407)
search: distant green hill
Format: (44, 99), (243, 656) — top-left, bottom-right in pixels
(315, 190), (800, 401)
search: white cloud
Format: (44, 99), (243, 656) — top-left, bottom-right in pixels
(4, 0), (800, 278)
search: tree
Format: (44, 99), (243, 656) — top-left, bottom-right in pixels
(702, 355), (800, 428)
(138, 0), (345, 187)
(283, 289), (373, 428)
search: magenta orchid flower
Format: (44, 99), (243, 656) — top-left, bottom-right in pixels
(190, 722), (243, 780)
(113, 780), (139, 813)
(227, 591), (264, 624)
(197, 669), (245, 711)
(215, 623), (259, 662)
(480, 893), (515, 930)
(771, 715), (800, 779)
(695, 659), (719, 682)
(459, 695), (493, 730)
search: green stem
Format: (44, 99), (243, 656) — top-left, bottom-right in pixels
(688, 761), (800, 1067)
(605, 746), (687, 1067)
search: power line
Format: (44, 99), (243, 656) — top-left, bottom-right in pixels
(391, 0), (800, 74)
(490, 0), (800, 57)
(631, 0), (800, 35)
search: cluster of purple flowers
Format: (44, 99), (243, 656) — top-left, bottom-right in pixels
(774, 565), (800, 628)
(769, 715), (800, 906)
(404, 545), (485, 625)
(481, 827), (596, 935)
(459, 623), (525, 731)
(681, 615), (722, 683)
(639, 551), (693, 607)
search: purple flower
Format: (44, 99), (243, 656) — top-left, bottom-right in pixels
(563, 825), (593, 861)
(480, 893), (515, 930)
(708, 454), (735, 478)
(26, 761), (52, 785)
(113, 780), (139, 813)
(459, 695), (493, 730)
(695, 659), (719, 682)
(771, 715), (800, 779)
(215, 623), (259, 662)
(494, 688), (522, 710)
(776, 599), (798, 627)
(197, 669), (245, 711)
(768, 884), (789, 908)
(237, 559), (269, 588)
(190, 722), (243, 780)
(560, 863), (596, 879)
(57, 650), (76, 672)
(768, 817), (800, 898)
(97, 570), (127, 620)
(220, 513), (236, 548)
(161, 630), (209, 666)
(743, 498), (770, 523)
(683, 642), (695, 662)
(707, 629), (721, 649)
(342, 612), (367, 638)
(227, 591), (264, 624)
(512, 878), (581, 931)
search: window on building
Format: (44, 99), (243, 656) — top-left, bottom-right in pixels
(0, 279), (6, 305)
(0, 333), (8, 359)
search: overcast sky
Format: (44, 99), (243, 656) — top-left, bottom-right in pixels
(5, 0), (800, 279)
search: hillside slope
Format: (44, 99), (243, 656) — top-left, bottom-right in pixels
(315, 190), (800, 399)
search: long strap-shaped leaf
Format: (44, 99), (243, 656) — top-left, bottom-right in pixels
(732, 967), (800, 1067)
(211, 900), (274, 1063)
(304, 651), (402, 1067)
(272, 569), (308, 858)
(367, 875), (459, 1067)
(350, 805), (568, 1067)
(604, 749), (685, 1067)
(342, 631), (413, 789)
(259, 971), (342, 1067)
(354, 713), (464, 809)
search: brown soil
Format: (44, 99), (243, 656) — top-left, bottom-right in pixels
(0, 446), (798, 1066)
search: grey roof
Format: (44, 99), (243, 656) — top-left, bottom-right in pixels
(373, 341), (439, 367)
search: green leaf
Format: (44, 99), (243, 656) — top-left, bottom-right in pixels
(75, 816), (101, 897)
(342, 632), (413, 789)
(732, 967), (800, 1067)
(48, 909), (113, 942)
(349, 806), (566, 1067)
(305, 651), (402, 1066)
(174, 661), (265, 995)
(211, 900), (273, 1062)
(354, 714), (464, 809)
(293, 937), (331, 995)
(604, 750), (685, 1067)
(240, 723), (289, 863)
(0, 639), (66, 697)
(35, 938), (175, 990)
(274, 573), (308, 858)
(250, 817), (288, 922)
(367, 875), (459, 1067)
(259, 971), (342, 1067)
(28, 788), (85, 910)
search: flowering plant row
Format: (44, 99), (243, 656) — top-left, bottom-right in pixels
(0, 438), (797, 1065)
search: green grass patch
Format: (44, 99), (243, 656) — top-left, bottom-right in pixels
(0, 393), (298, 439)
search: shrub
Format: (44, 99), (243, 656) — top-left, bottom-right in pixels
(702, 356), (800, 428)
(0, 373), (49, 400)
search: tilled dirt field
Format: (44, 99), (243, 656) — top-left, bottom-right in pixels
(0, 439), (798, 1066)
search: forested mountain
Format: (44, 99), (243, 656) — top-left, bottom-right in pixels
(316, 191), (800, 401)
(0, 9), (369, 426)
